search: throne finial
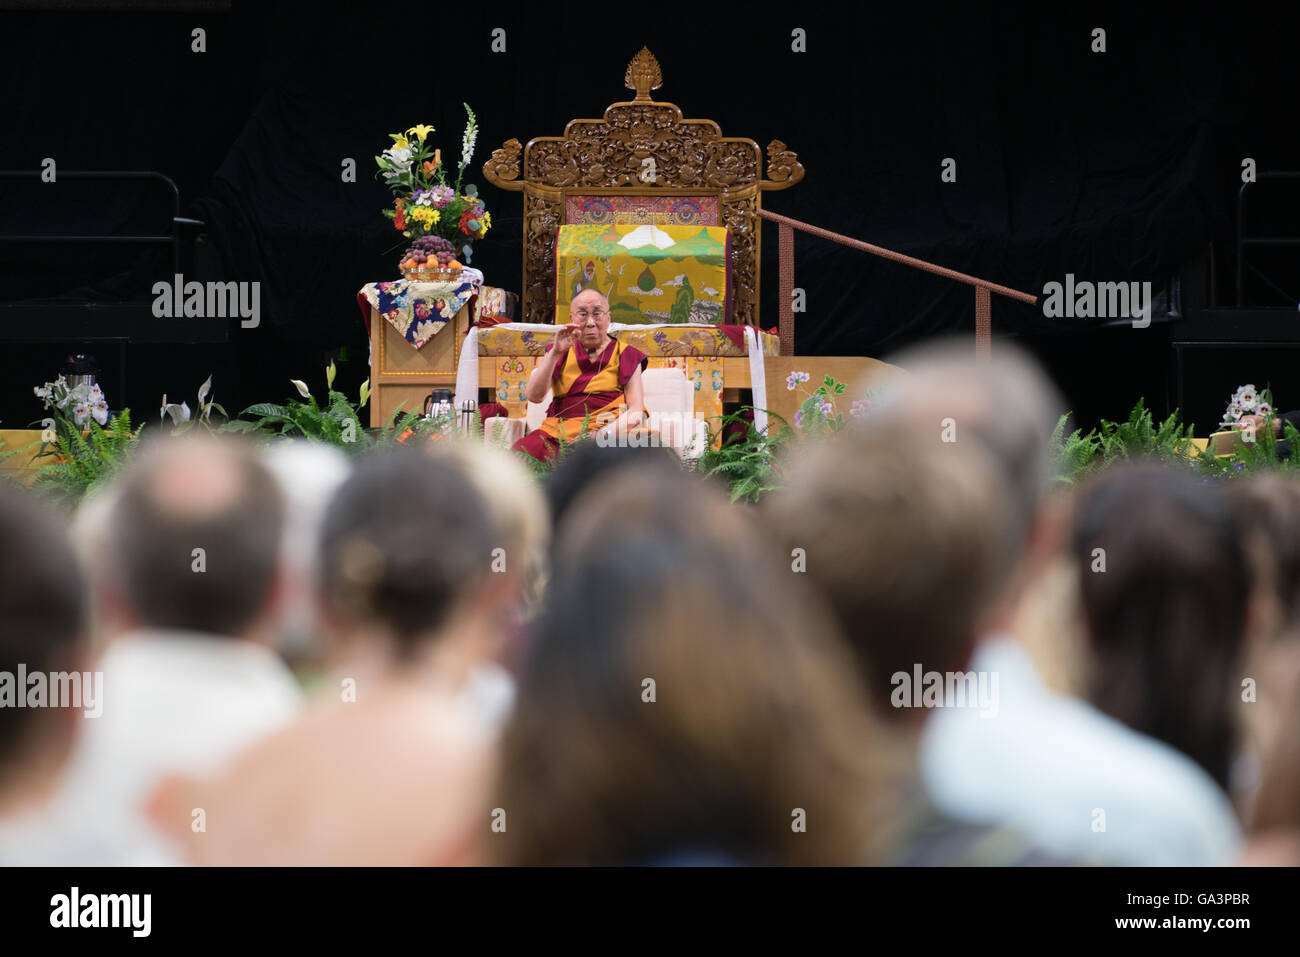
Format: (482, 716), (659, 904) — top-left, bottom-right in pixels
(624, 47), (662, 102)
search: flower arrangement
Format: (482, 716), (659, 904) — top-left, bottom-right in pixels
(375, 104), (492, 263)
(31, 377), (141, 500)
(34, 375), (109, 428)
(1222, 383), (1274, 426)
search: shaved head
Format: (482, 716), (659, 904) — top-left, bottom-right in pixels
(571, 288), (608, 311)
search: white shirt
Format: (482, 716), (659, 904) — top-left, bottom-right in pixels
(50, 629), (303, 864)
(919, 636), (1242, 866)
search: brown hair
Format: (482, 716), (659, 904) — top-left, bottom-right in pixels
(319, 446), (500, 652)
(0, 483), (87, 765)
(494, 469), (886, 865)
(1228, 474), (1300, 634)
(764, 421), (1015, 716)
(1072, 462), (1248, 790)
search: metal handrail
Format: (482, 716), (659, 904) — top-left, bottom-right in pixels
(758, 208), (1037, 359)
(0, 169), (188, 276)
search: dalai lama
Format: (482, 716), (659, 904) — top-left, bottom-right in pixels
(512, 289), (648, 462)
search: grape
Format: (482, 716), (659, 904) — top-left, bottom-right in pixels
(399, 234), (460, 273)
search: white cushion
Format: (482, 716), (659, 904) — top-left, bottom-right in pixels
(640, 368), (693, 418)
(485, 368), (707, 458)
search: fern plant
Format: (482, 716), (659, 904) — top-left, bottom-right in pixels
(695, 408), (792, 503)
(1050, 413), (1102, 483)
(227, 362), (373, 453)
(1095, 398), (1197, 465)
(31, 409), (144, 500)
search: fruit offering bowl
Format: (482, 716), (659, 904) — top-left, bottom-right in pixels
(399, 235), (465, 283)
(402, 264), (463, 282)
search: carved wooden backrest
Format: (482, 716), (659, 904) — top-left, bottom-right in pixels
(483, 47), (804, 328)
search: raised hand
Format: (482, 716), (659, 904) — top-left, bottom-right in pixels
(554, 322), (581, 353)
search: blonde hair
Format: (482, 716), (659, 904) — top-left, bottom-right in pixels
(440, 436), (550, 619)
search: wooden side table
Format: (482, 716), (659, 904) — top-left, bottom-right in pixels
(365, 303), (472, 427)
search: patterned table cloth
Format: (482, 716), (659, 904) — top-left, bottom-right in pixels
(357, 268), (484, 349)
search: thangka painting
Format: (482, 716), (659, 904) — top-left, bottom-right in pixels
(554, 223), (732, 326)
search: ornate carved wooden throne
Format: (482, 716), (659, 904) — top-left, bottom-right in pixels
(482, 46), (805, 353)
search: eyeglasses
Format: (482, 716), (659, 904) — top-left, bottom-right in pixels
(573, 309), (608, 322)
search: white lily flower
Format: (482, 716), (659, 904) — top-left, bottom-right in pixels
(198, 374), (212, 407)
(383, 146), (413, 170)
(91, 401), (109, 426)
(291, 379), (312, 399)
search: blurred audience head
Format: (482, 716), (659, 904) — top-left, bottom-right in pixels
(442, 437), (550, 623)
(70, 478), (126, 652)
(496, 467), (883, 865)
(878, 338), (1066, 604)
(544, 440), (682, 531)
(765, 419), (1014, 721)
(1228, 474), (1300, 641)
(259, 441), (352, 666)
(318, 446), (502, 670)
(106, 435), (285, 641)
(0, 483), (89, 807)
(1071, 462), (1249, 790)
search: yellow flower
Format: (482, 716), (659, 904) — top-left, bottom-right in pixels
(409, 206), (441, 227)
(406, 124), (435, 141)
(480, 211), (491, 235)
(393, 135), (409, 151)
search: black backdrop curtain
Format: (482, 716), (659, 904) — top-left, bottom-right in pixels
(1, 1), (1293, 421)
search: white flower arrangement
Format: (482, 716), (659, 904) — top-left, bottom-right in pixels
(1222, 383), (1276, 426)
(35, 375), (108, 428)
(381, 145), (413, 182)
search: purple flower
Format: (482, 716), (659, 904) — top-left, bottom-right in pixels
(820, 401), (833, 415)
(430, 185), (454, 208)
(850, 398), (872, 419)
(794, 409), (804, 429)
